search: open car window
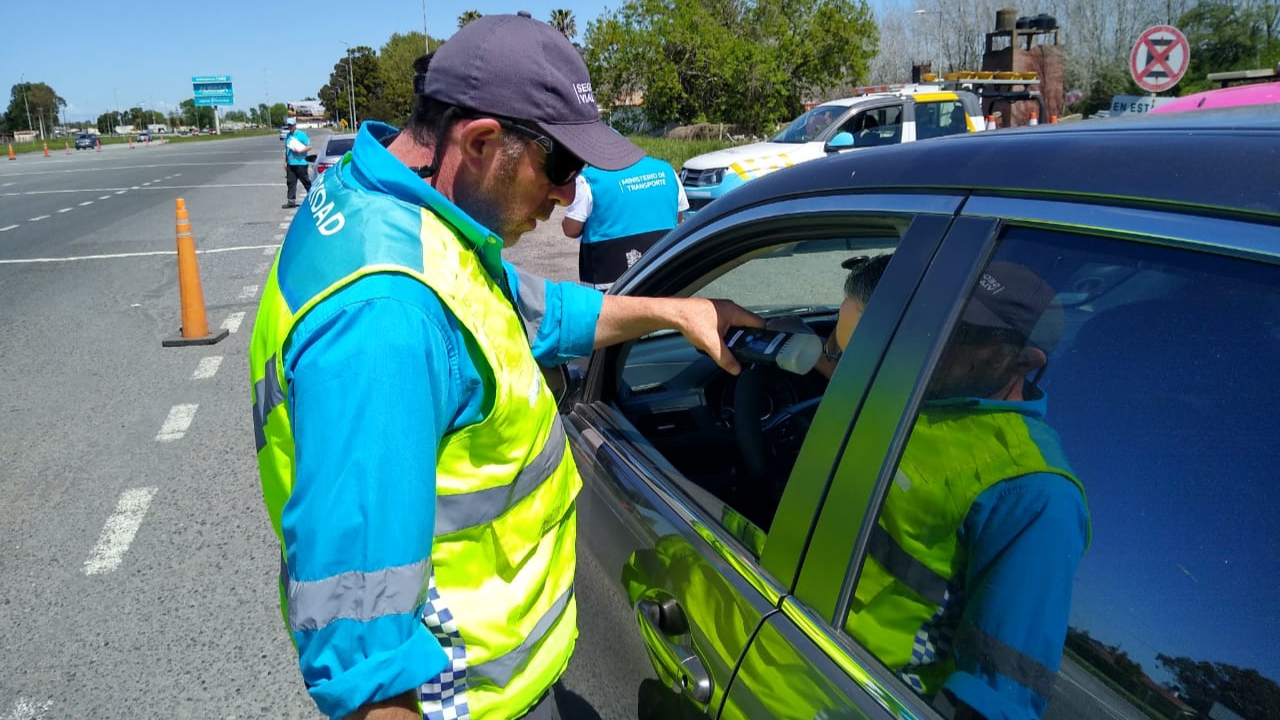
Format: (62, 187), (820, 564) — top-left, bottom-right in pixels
(610, 223), (907, 563)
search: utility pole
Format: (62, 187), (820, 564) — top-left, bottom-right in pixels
(21, 75), (33, 137)
(341, 41), (357, 131)
(422, 0), (430, 52)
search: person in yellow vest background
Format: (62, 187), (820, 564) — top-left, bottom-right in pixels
(249, 14), (762, 720)
(751, 255), (1090, 720)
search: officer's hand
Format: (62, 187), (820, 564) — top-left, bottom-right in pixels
(678, 298), (764, 376)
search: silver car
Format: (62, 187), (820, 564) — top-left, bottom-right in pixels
(311, 133), (356, 180)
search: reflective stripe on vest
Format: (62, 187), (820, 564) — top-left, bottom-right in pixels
(252, 354), (284, 453)
(847, 405), (1086, 698)
(435, 418), (568, 536)
(471, 585), (573, 688)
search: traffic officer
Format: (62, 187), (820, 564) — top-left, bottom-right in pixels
(561, 156), (688, 289)
(249, 14), (761, 720)
(282, 117), (311, 208)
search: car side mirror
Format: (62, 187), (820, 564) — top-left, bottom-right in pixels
(825, 132), (856, 151)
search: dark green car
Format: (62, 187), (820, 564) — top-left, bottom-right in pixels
(558, 108), (1280, 720)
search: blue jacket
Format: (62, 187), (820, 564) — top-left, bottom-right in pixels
(285, 129), (311, 166)
(280, 122), (603, 717)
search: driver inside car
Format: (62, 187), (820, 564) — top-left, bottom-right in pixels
(728, 256), (1091, 720)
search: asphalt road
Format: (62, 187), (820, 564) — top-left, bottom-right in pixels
(0, 133), (607, 720)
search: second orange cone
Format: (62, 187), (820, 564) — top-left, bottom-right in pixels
(162, 198), (229, 347)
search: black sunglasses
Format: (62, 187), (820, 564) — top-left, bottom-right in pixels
(493, 118), (585, 186)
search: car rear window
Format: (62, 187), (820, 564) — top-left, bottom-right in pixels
(326, 138), (355, 155)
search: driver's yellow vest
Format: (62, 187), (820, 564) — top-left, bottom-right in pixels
(845, 405), (1087, 696)
(249, 188), (581, 720)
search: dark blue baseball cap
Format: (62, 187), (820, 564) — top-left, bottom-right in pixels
(421, 14), (644, 171)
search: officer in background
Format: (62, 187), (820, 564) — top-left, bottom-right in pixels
(562, 155), (689, 290)
(281, 116), (312, 209)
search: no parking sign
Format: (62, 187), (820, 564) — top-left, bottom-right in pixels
(1129, 25), (1190, 93)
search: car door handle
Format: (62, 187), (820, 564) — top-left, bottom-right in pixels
(636, 598), (713, 704)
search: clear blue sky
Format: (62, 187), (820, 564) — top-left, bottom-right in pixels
(0, 0), (627, 122)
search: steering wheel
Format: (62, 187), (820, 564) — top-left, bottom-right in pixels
(733, 364), (824, 489)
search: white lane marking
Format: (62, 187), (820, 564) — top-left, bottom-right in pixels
(193, 356), (224, 380)
(0, 224), (18, 232)
(115, 190), (126, 194)
(1, 696), (53, 720)
(78, 201), (93, 206)
(57, 207), (73, 213)
(221, 312), (245, 334)
(0, 182), (13, 188)
(130, 186), (140, 190)
(156, 403), (198, 442)
(272, 233), (283, 241)
(140, 183), (151, 186)
(83, 487), (158, 575)
(29, 215), (50, 222)
(0, 244), (280, 265)
(255, 261), (270, 274)
(98, 195), (111, 200)
(277, 222), (290, 229)
(238, 284), (259, 300)
(263, 246), (276, 256)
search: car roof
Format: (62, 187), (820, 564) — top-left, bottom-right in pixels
(819, 86), (954, 109)
(703, 105), (1280, 220)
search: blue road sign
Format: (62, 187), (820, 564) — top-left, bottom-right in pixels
(191, 75), (232, 83)
(194, 95), (234, 107)
(194, 82), (233, 97)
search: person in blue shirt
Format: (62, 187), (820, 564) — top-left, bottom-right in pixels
(250, 15), (762, 720)
(818, 256), (1090, 720)
(282, 116), (312, 208)
(561, 156), (689, 289)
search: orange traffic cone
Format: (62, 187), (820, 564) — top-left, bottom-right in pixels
(1050, 115), (1059, 124)
(7, 144), (14, 161)
(43, 142), (50, 158)
(984, 115), (997, 131)
(162, 198), (229, 347)
(1028, 110), (1039, 126)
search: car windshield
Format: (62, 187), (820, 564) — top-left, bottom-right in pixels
(325, 138), (355, 156)
(771, 105), (847, 144)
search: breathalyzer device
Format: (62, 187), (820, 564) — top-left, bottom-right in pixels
(725, 327), (823, 375)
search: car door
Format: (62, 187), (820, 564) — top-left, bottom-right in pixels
(562, 192), (964, 719)
(777, 197), (1280, 720)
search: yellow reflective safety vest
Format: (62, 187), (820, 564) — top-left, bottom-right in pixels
(845, 404), (1087, 696)
(249, 166), (581, 720)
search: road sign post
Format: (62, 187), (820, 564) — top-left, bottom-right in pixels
(1129, 26), (1190, 94)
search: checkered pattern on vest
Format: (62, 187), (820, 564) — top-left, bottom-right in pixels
(419, 573), (471, 720)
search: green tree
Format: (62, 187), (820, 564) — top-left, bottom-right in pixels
(1158, 653), (1280, 720)
(550, 8), (577, 40)
(582, 0), (877, 133)
(4, 82), (65, 135)
(377, 31), (444, 126)
(1179, 0), (1267, 90)
(224, 110), (249, 122)
(269, 103), (288, 127)
(177, 99), (216, 129)
(458, 9), (482, 29)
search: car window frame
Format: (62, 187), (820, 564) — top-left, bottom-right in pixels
(789, 198), (1280, 716)
(583, 192), (966, 591)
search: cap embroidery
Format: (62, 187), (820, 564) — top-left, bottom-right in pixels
(573, 82), (596, 106)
